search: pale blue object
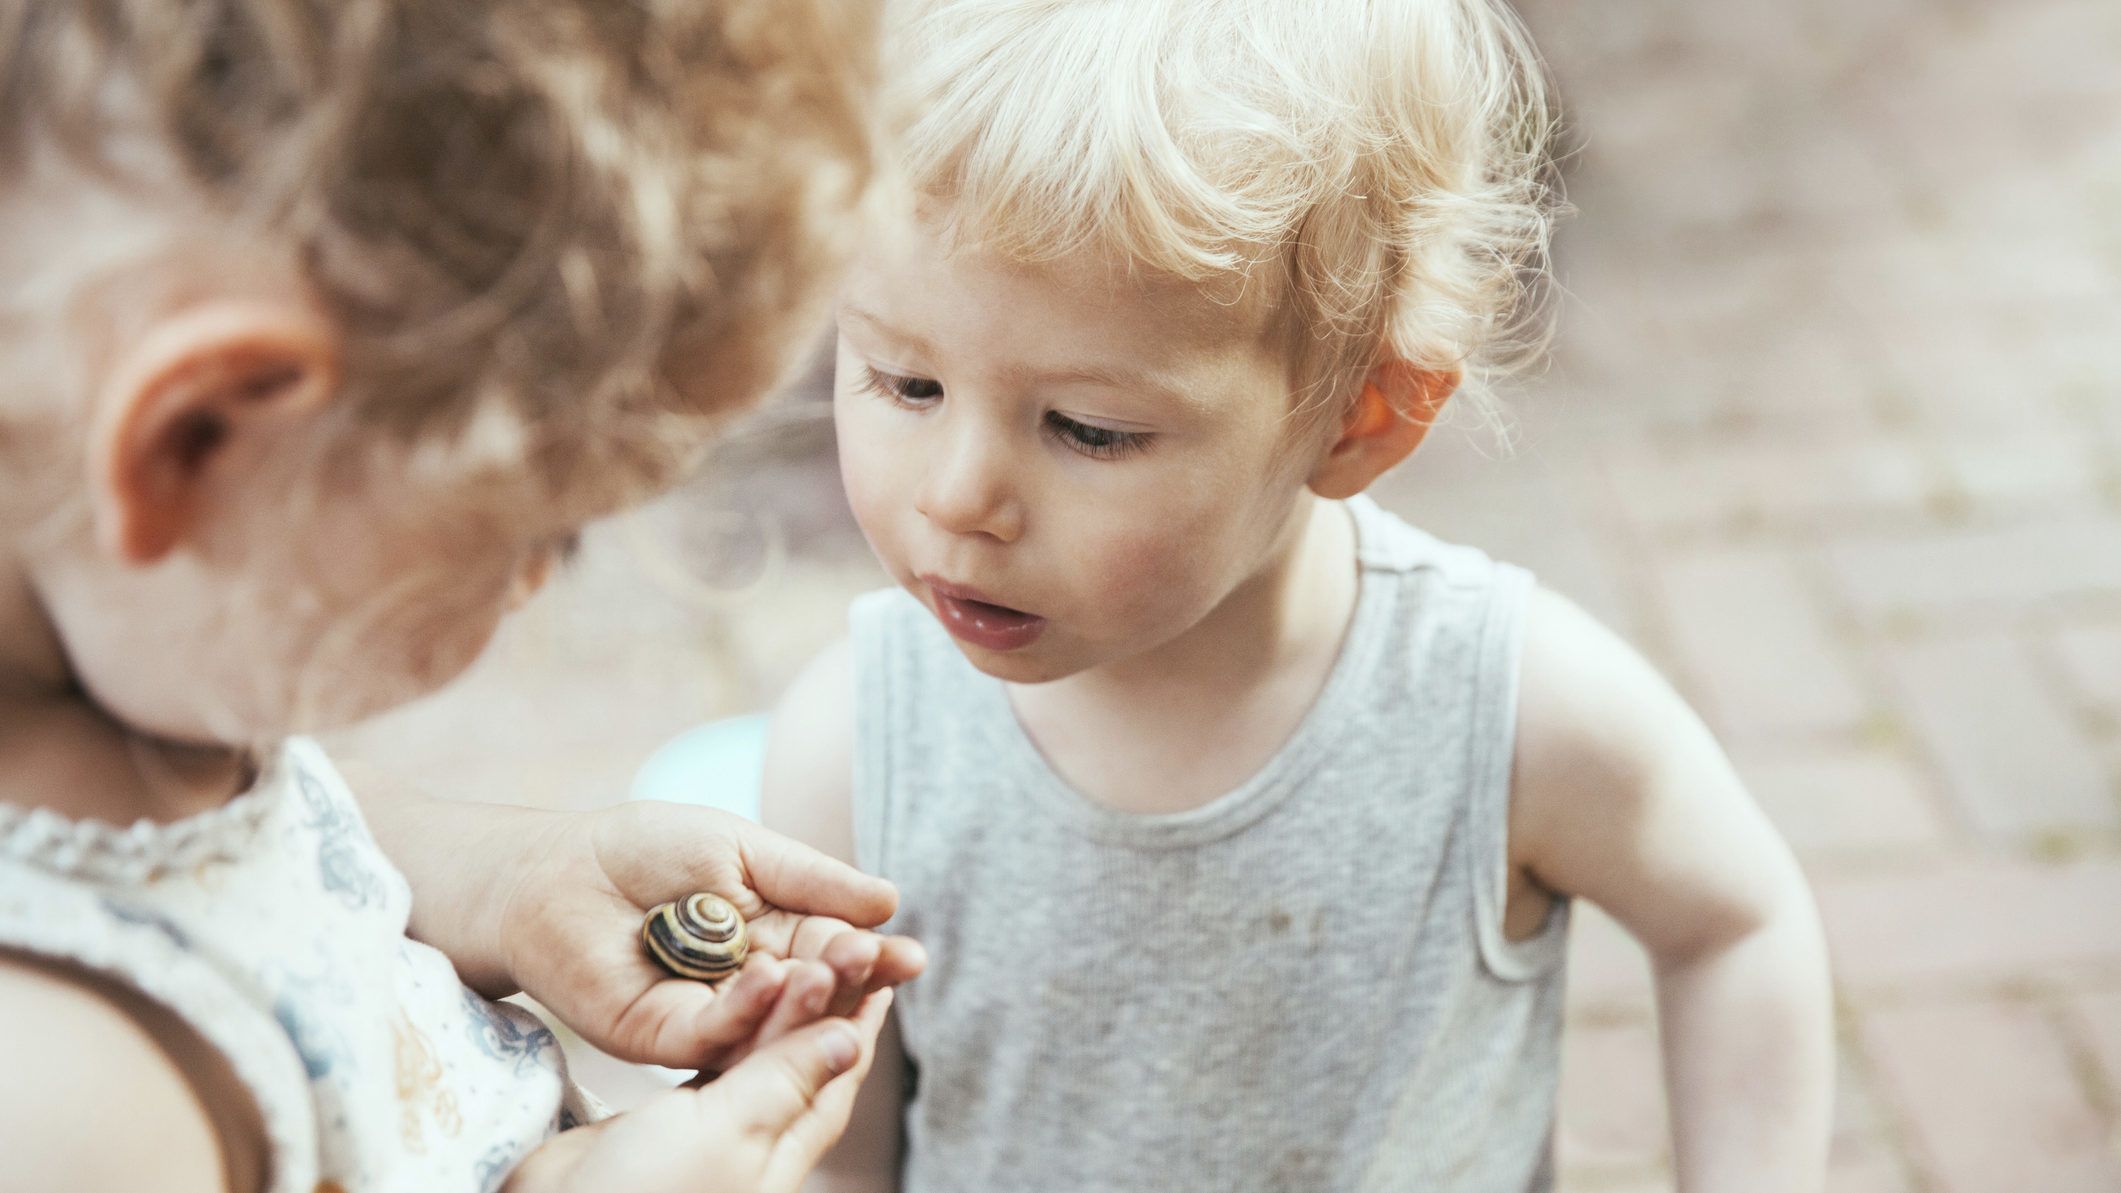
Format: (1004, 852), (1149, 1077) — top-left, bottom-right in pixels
(629, 714), (770, 822)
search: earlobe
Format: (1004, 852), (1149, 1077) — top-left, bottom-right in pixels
(89, 300), (339, 564)
(1306, 362), (1456, 501)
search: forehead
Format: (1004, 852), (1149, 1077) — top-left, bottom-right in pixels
(842, 208), (1287, 399)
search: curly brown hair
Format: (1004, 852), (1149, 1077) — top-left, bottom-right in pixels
(2, 0), (875, 500)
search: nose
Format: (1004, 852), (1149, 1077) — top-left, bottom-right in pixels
(914, 414), (1024, 543)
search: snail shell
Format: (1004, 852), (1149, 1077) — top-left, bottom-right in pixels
(642, 892), (750, 982)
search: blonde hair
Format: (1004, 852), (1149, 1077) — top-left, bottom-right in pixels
(1, 0), (876, 500)
(889, 0), (1559, 419)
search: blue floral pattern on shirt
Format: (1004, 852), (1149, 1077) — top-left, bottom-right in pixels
(462, 987), (562, 1077)
(296, 764), (386, 911)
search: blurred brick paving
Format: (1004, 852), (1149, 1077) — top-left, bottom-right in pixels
(335, 0), (2121, 1188)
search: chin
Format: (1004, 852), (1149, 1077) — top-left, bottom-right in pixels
(948, 640), (1083, 685)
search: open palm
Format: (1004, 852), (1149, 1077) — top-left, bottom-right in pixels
(496, 799), (925, 1074)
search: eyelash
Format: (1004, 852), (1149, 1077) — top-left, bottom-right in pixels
(858, 365), (1152, 461)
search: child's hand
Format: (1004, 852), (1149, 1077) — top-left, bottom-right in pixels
(497, 802), (926, 1074)
(357, 784), (925, 1072)
(505, 988), (894, 1193)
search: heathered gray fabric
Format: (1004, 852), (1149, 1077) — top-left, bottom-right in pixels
(851, 496), (1569, 1193)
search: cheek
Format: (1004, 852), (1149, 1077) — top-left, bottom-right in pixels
(1072, 458), (1298, 631)
(1078, 497), (1237, 626)
(834, 401), (908, 548)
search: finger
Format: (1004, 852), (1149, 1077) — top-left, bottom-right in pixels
(680, 953), (791, 1072)
(735, 822), (899, 927)
(697, 1009), (868, 1141)
(598, 954), (788, 1068)
(737, 909), (849, 961)
(764, 989), (896, 1185)
(751, 959), (839, 1050)
(871, 935), (928, 991)
(778, 911), (867, 963)
(755, 919), (923, 990)
(819, 931), (881, 1017)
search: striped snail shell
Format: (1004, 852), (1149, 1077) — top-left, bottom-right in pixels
(642, 892), (750, 982)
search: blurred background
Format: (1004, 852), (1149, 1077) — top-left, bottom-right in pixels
(333, 1), (2121, 1189)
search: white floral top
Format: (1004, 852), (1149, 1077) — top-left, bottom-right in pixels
(0, 738), (599, 1193)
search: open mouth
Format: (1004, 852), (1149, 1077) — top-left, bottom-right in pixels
(922, 579), (1048, 652)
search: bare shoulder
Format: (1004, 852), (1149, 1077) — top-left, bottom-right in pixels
(759, 637), (859, 864)
(1509, 586), (1799, 953)
(1512, 585), (1700, 805)
(0, 951), (253, 1193)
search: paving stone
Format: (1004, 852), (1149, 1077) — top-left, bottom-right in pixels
(1556, 1003), (1911, 1188)
(1922, 424), (2103, 513)
(1851, 6), (2121, 214)
(2062, 989), (2121, 1103)
(1598, 435), (1931, 535)
(1856, 290), (2088, 438)
(1817, 860), (2121, 992)
(1825, 1145), (1914, 1193)
(1548, 248), (1895, 440)
(2046, 622), (2121, 721)
(1860, 997), (2121, 1192)
(1544, 243), (1874, 418)
(1826, 1046), (1921, 1193)
(1731, 747), (1949, 857)
(1654, 544), (1873, 739)
(1831, 1047), (1891, 1149)
(1880, 632), (2120, 840)
(1822, 518), (2121, 625)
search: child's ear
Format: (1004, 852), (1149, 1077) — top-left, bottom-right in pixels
(88, 296), (340, 564)
(1306, 361), (1456, 501)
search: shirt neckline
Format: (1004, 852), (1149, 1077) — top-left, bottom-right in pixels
(0, 740), (292, 882)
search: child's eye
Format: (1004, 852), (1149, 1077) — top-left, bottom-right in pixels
(861, 365), (943, 405)
(1045, 411), (1151, 460)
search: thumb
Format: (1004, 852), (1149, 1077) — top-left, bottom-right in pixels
(736, 819), (898, 927)
(699, 1013), (867, 1138)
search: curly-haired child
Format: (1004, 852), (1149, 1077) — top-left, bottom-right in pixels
(0, 3), (924, 1191)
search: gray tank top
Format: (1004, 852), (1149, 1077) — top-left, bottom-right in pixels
(851, 496), (1569, 1193)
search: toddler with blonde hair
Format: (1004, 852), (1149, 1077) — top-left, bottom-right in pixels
(0, 3), (927, 1191)
(761, 1), (1834, 1190)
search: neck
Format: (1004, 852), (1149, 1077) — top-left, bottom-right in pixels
(0, 556), (249, 826)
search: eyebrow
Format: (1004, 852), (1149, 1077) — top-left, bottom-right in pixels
(841, 304), (1203, 411)
(1001, 361), (1204, 411)
(840, 304), (940, 359)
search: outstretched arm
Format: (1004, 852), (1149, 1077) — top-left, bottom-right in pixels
(352, 753), (922, 1075)
(1511, 588), (1833, 1193)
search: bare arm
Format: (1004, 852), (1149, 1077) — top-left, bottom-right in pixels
(1511, 589), (1833, 1193)
(350, 758), (917, 1069)
(759, 639), (908, 1193)
(351, 774), (559, 997)
(0, 953), (258, 1193)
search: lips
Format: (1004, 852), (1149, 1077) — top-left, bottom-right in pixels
(920, 576), (1047, 652)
